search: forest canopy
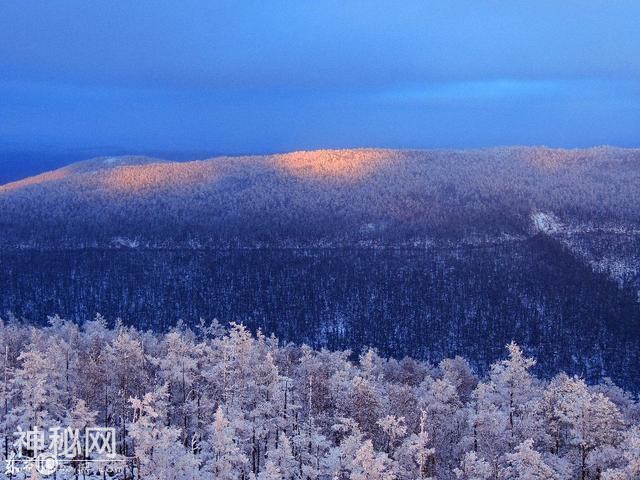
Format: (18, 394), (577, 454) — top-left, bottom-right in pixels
(1, 316), (638, 479)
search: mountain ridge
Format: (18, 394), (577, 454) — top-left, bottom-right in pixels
(2, 146), (640, 247)
(3, 145), (640, 191)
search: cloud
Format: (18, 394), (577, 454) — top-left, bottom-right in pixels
(1, 1), (639, 151)
(375, 79), (640, 106)
(1, 1), (639, 90)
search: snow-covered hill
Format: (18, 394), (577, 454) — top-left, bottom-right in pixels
(2, 146), (640, 247)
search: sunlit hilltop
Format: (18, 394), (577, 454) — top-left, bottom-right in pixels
(0, 167), (73, 193)
(273, 149), (393, 179)
(100, 161), (220, 193)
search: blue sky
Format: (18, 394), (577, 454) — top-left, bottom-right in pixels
(1, 0), (639, 155)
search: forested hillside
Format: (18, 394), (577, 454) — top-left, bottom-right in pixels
(2, 147), (640, 245)
(1, 318), (638, 479)
(2, 148), (640, 389)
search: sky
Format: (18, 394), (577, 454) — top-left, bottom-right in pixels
(1, 0), (639, 160)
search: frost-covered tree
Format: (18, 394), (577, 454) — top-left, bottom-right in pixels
(155, 330), (203, 441)
(104, 328), (148, 455)
(440, 356), (478, 403)
(488, 342), (538, 447)
(351, 439), (395, 480)
(203, 405), (249, 479)
(377, 415), (407, 454)
(8, 329), (65, 430)
(129, 384), (200, 479)
(454, 451), (492, 480)
(419, 377), (467, 475)
(602, 426), (640, 479)
(499, 439), (557, 480)
(394, 410), (435, 479)
(263, 434), (297, 479)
